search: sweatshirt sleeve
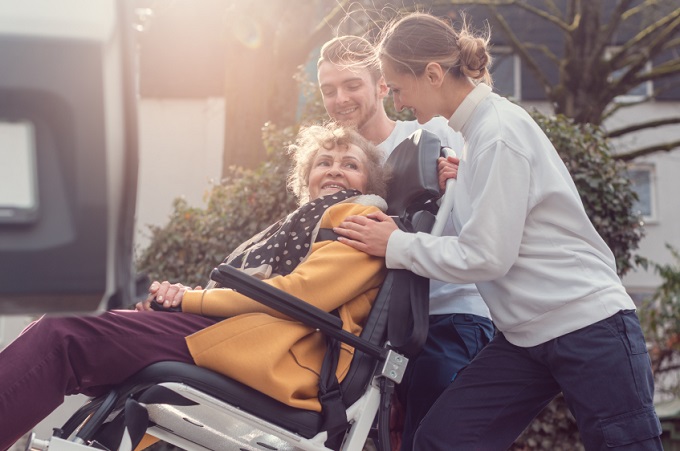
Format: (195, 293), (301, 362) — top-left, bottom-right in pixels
(386, 140), (531, 283)
(182, 202), (386, 318)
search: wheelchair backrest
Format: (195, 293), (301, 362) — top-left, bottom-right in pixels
(385, 129), (442, 219)
(341, 129), (442, 405)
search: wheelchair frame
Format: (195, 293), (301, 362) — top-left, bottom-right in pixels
(27, 129), (455, 451)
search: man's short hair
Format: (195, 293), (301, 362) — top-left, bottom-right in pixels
(317, 35), (382, 82)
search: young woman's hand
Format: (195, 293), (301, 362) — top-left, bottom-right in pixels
(438, 155), (459, 191)
(334, 211), (398, 257)
(135, 281), (202, 311)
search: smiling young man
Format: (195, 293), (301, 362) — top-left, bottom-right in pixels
(317, 36), (494, 451)
(317, 36), (467, 154)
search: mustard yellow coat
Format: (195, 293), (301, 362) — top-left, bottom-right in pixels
(181, 202), (386, 412)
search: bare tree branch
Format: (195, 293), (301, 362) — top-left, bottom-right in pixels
(602, 75), (680, 120)
(616, 139), (680, 161)
(636, 60), (680, 84)
(654, 362), (680, 374)
(606, 14), (680, 102)
(511, 0), (571, 31)
(607, 117), (680, 138)
(524, 43), (562, 66)
(439, 0), (572, 32)
(485, 5), (556, 95)
(663, 36), (680, 50)
(621, 0), (663, 21)
(542, 0), (563, 18)
(613, 7), (680, 67)
(602, 94), (654, 120)
(597, 0), (636, 59)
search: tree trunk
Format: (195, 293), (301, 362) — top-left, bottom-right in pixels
(557, 1), (610, 124)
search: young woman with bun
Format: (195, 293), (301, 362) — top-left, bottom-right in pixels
(335, 12), (662, 450)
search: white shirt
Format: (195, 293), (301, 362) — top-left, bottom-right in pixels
(379, 118), (490, 318)
(379, 116), (464, 155)
(386, 84), (634, 346)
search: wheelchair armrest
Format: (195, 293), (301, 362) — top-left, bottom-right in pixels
(210, 264), (386, 360)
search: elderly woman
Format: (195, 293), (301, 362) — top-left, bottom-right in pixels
(0, 123), (388, 449)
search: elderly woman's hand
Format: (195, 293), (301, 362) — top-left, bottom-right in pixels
(135, 280), (202, 311)
(438, 155), (459, 191)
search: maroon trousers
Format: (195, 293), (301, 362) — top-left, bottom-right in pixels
(0, 310), (219, 450)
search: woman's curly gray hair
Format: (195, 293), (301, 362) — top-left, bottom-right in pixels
(287, 123), (387, 205)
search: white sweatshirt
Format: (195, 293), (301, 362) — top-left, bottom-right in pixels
(379, 116), (463, 155)
(385, 84), (634, 346)
(379, 118), (490, 318)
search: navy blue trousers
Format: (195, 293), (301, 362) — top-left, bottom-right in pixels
(398, 313), (494, 451)
(413, 310), (662, 450)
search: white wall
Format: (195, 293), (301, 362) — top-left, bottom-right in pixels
(134, 97), (225, 253)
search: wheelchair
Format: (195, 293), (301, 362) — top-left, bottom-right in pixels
(27, 130), (455, 451)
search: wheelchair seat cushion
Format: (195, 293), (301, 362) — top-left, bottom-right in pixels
(126, 361), (325, 438)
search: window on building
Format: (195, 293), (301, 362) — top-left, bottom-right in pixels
(627, 164), (656, 222)
(490, 46), (521, 100)
(606, 46), (653, 103)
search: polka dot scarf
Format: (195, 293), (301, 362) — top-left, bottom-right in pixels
(223, 190), (361, 280)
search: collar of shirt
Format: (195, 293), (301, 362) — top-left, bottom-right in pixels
(448, 83), (493, 132)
